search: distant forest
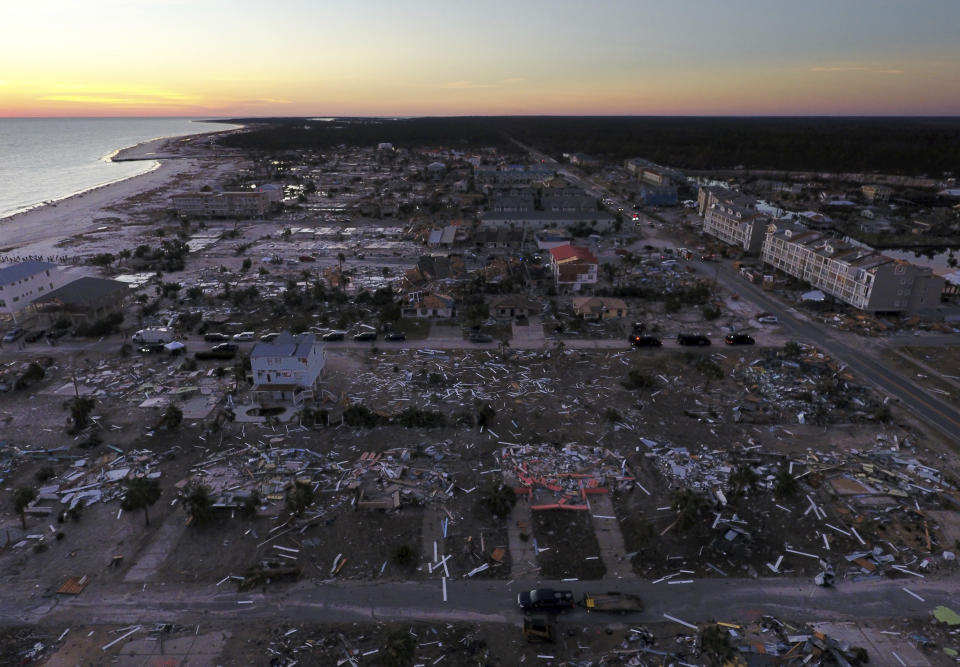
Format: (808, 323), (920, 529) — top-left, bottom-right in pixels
(216, 116), (960, 177)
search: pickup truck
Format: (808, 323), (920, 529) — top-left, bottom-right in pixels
(517, 589), (575, 612)
(582, 592), (644, 614)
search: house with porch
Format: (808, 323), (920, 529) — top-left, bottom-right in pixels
(488, 294), (537, 319)
(572, 296), (628, 320)
(401, 292), (456, 318)
(250, 332), (325, 405)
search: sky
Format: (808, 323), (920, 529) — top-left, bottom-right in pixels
(2, 0), (959, 117)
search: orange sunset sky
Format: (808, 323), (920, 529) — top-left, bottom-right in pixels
(2, 0), (959, 117)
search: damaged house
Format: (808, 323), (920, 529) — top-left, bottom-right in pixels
(250, 332), (326, 406)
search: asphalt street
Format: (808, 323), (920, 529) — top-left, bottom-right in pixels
(3, 575), (955, 628)
(693, 259), (960, 444)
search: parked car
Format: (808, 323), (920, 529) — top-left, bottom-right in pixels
(630, 335), (661, 348)
(24, 329), (45, 343)
(677, 333), (711, 346)
(468, 333), (493, 343)
(517, 589), (575, 613)
(212, 342), (239, 352)
(353, 331), (377, 342)
(232, 331), (255, 341)
(260, 332), (281, 342)
(322, 331), (345, 341)
(2, 327), (24, 343)
(725, 333), (755, 346)
(384, 332), (406, 341)
(204, 332), (230, 342)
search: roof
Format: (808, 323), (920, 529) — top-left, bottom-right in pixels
(549, 245), (598, 264)
(489, 294), (537, 309)
(481, 210), (614, 223)
(0, 261), (56, 286)
(33, 277), (129, 310)
(421, 293), (455, 309)
(251, 332), (319, 359)
(572, 296), (628, 312)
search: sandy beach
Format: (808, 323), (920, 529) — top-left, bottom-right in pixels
(0, 128), (243, 261)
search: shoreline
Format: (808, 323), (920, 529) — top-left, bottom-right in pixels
(0, 124), (246, 257)
(0, 122), (243, 221)
(0, 158), (163, 222)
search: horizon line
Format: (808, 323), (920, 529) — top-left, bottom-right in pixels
(3, 113), (960, 121)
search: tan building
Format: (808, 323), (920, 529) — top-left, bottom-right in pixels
(762, 223), (943, 313)
(488, 294), (537, 319)
(171, 186), (280, 218)
(572, 296), (628, 320)
(861, 185), (892, 204)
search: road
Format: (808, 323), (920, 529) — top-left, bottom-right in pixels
(510, 135), (960, 444)
(686, 258), (960, 443)
(3, 575), (955, 628)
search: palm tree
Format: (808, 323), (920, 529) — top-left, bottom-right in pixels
(285, 481), (314, 516)
(672, 488), (707, 530)
(121, 478), (162, 526)
(728, 464), (759, 499)
(158, 404), (182, 431)
(184, 483), (214, 525)
(774, 465), (799, 498)
(14, 488), (37, 529)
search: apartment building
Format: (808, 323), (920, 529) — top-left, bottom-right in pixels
(482, 187), (614, 230)
(697, 186), (756, 217)
(170, 185), (281, 218)
(0, 261), (67, 320)
(704, 203), (769, 254)
(541, 187), (596, 215)
(475, 165), (554, 185)
(697, 187), (767, 253)
(861, 185), (892, 204)
(762, 223), (944, 313)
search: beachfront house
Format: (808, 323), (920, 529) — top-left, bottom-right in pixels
(250, 332), (326, 406)
(0, 261), (68, 322)
(32, 277), (131, 325)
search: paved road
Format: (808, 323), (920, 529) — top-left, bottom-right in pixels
(4, 576), (955, 628)
(509, 135), (960, 444)
(687, 259), (960, 443)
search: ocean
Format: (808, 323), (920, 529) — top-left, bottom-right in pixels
(0, 117), (231, 220)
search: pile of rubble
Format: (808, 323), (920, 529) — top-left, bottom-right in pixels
(29, 448), (164, 514)
(733, 352), (883, 425)
(185, 441), (459, 516)
(500, 443), (634, 509)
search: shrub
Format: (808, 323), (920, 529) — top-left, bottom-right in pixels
(622, 369), (655, 390)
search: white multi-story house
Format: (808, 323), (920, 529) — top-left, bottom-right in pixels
(0, 261), (67, 321)
(704, 202), (769, 254)
(250, 332), (325, 405)
(762, 223), (943, 313)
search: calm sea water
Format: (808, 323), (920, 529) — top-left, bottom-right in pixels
(0, 118), (229, 219)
